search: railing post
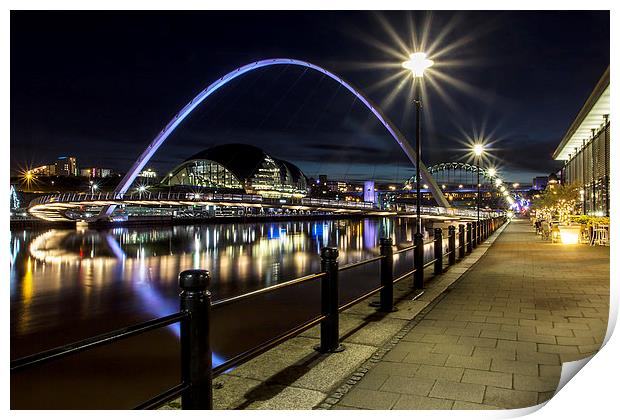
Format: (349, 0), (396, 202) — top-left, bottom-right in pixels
(470, 221), (476, 248)
(413, 232), (424, 290)
(179, 269), (212, 410)
(448, 226), (456, 265)
(458, 224), (465, 259)
(434, 228), (443, 275)
(317, 247), (344, 353)
(379, 238), (394, 312)
(466, 222), (473, 253)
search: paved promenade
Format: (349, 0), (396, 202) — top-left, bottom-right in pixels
(334, 219), (610, 410)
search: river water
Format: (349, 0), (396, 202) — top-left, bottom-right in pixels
(10, 217), (443, 408)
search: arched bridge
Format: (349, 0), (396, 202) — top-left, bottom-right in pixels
(97, 58), (449, 219)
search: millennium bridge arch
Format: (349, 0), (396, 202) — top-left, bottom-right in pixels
(104, 58), (450, 218)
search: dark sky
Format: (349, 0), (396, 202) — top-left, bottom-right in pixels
(11, 11), (609, 183)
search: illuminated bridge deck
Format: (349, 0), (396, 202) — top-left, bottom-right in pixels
(28, 192), (500, 222)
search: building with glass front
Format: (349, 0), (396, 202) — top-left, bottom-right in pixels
(161, 143), (308, 198)
(553, 67), (610, 216)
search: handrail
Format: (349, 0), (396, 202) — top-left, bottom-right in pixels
(393, 244), (415, 255)
(212, 314), (326, 375)
(11, 311), (188, 372)
(338, 285), (384, 312)
(135, 383), (191, 410)
(211, 272), (325, 309)
(393, 268), (416, 284)
(339, 255), (384, 271)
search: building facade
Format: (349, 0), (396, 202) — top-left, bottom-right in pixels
(55, 156), (79, 176)
(553, 67), (610, 216)
(161, 144), (308, 198)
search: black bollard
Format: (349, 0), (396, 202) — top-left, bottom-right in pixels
(466, 222), (473, 253)
(434, 228), (443, 275)
(379, 238), (394, 312)
(448, 226), (456, 265)
(458, 224), (465, 259)
(179, 269), (213, 410)
(413, 232), (424, 290)
(317, 247), (344, 353)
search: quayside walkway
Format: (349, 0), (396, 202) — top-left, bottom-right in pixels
(332, 219), (610, 410)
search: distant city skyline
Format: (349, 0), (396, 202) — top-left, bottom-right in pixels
(11, 11), (609, 183)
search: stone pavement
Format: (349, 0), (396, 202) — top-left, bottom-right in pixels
(332, 219), (610, 410)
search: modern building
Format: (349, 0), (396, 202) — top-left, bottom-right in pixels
(80, 167), (114, 178)
(55, 156), (79, 176)
(161, 143), (308, 198)
(553, 66), (610, 216)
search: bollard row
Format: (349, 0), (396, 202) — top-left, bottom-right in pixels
(174, 215), (508, 409)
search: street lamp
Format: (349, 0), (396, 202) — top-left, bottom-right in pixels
(472, 144), (485, 224)
(402, 52), (433, 235)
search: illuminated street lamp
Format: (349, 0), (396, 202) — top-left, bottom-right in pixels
(402, 51), (434, 235)
(472, 144), (485, 223)
(495, 178), (502, 187)
(487, 167), (496, 177)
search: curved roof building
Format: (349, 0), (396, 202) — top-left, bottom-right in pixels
(161, 144), (308, 198)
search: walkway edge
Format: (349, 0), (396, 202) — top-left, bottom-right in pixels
(315, 220), (512, 410)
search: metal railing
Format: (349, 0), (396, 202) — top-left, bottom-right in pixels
(10, 215), (507, 409)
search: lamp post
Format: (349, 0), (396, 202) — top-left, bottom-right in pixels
(402, 52), (434, 234)
(473, 144), (484, 224)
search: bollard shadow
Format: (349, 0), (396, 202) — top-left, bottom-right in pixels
(233, 351), (328, 409)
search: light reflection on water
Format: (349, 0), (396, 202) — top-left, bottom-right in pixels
(11, 217), (436, 363)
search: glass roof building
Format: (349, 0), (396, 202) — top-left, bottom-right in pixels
(161, 144), (308, 198)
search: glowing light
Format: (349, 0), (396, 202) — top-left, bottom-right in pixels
(512, 183), (520, 188)
(402, 52), (434, 78)
(423, 184), (429, 189)
(473, 144), (485, 157)
(495, 179), (502, 187)
(458, 184), (463, 189)
(559, 230), (579, 245)
(487, 168), (496, 177)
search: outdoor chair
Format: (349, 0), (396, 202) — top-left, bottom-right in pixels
(541, 223), (551, 241)
(592, 224), (610, 246)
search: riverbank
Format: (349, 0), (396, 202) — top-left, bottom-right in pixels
(163, 219), (510, 409)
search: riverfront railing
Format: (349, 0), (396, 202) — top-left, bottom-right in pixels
(10, 215), (507, 409)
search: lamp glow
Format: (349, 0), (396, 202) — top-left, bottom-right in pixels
(473, 144), (485, 157)
(495, 179), (502, 187)
(487, 168), (496, 177)
(402, 52), (434, 78)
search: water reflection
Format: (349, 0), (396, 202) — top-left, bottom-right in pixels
(11, 217), (427, 358)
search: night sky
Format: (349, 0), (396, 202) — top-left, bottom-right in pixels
(11, 11), (609, 183)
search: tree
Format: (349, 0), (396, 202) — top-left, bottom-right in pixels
(531, 183), (581, 222)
